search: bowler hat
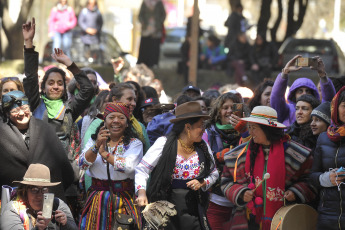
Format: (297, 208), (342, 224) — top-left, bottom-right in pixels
(170, 101), (210, 123)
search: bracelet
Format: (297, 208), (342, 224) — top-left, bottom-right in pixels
(91, 144), (99, 154)
(103, 152), (110, 160)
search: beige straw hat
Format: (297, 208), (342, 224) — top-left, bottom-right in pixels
(241, 106), (286, 128)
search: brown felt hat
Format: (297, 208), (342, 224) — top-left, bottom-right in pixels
(170, 101), (210, 123)
(13, 164), (61, 187)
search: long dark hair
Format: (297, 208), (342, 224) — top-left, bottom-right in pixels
(41, 67), (68, 101)
(86, 90), (109, 118)
(248, 124), (284, 177)
(91, 120), (137, 146)
(147, 117), (214, 202)
(248, 80), (274, 111)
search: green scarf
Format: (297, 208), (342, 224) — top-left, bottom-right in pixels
(215, 122), (234, 131)
(42, 95), (65, 119)
(215, 122), (237, 148)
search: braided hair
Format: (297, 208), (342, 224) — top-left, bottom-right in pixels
(147, 117), (214, 202)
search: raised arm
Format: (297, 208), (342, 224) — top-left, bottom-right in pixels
(271, 55), (302, 123)
(310, 56), (336, 102)
(22, 18), (41, 111)
(51, 48), (93, 121)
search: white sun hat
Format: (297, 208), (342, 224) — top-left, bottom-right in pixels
(241, 106), (286, 128)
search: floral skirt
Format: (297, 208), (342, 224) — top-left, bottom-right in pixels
(79, 182), (141, 230)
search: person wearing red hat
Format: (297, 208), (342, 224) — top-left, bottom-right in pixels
(79, 102), (143, 229)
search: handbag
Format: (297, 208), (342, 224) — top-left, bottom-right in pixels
(106, 162), (135, 230)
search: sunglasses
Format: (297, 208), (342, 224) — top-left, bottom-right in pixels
(1, 77), (19, 83)
(10, 104), (30, 115)
(28, 186), (49, 194)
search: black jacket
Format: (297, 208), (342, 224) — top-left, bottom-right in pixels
(310, 132), (345, 229)
(287, 121), (317, 150)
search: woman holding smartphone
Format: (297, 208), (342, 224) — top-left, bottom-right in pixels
(310, 86), (345, 229)
(78, 102), (143, 229)
(205, 92), (249, 229)
(0, 164), (77, 230)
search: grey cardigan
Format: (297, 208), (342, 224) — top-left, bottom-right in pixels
(0, 199), (78, 230)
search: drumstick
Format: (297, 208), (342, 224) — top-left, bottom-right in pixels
(252, 173), (270, 192)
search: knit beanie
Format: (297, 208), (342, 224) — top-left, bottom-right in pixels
(311, 102), (331, 125)
(296, 94), (320, 109)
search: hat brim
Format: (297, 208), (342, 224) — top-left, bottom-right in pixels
(170, 114), (210, 123)
(241, 117), (286, 128)
(13, 180), (61, 187)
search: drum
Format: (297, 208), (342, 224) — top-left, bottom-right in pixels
(271, 204), (318, 230)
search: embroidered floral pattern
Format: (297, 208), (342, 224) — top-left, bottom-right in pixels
(266, 187), (284, 201)
(173, 154), (201, 179)
(114, 157), (126, 172)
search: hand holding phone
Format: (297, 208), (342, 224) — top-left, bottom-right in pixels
(232, 103), (243, 118)
(336, 167), (345, 177)
(42, 193), (54, 219)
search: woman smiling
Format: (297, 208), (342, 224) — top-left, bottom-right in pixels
(221, 106), (316, 229)
(78, 103), (143, 229)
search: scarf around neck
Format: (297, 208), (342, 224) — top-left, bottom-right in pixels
(130, 115), (144, 141)
(327, 86), (345, 142)
(245, 139), (286, 229)
(42, 95), (66, 120)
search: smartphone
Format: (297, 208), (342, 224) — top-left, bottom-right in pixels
(42, 193), (54, 219)
(296, 57), (317, 68)
(232, 103), (243, 118)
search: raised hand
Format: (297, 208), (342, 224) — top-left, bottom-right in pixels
(51, 48), (73, 66)
(310, 56), (327, 78)
(282, 55), (303, 74)
(111, 57), (125, 74)
(22, 17), (36, 48)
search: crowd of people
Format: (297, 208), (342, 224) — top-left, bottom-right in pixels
(1, 3), (345, 230)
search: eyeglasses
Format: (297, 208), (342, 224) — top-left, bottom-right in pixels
(1, 77), (19, 83)
(28, 187), (49, 194)
(10, 104), (30, 115)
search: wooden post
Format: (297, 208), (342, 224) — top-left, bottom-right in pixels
(188, 0), (199, 86)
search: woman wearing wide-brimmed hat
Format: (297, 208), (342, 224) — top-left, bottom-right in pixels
(135, 101), (219, 229)
(221, 106), (316, 229)
(0, 164), (78, 230)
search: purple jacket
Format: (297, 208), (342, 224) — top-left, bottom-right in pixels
(270, 73), (336, 126)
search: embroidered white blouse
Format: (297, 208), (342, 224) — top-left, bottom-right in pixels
(79, 137), (143, 181)
(135, 136), (219, 193)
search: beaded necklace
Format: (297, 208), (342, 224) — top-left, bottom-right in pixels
(178, 138), (195, 154)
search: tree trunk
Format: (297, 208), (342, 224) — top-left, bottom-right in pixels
(2, 0), (34, 60)
(284, 0), (308, 40)
(270, 0), (283, 43)
(257, 0), (272, 39)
